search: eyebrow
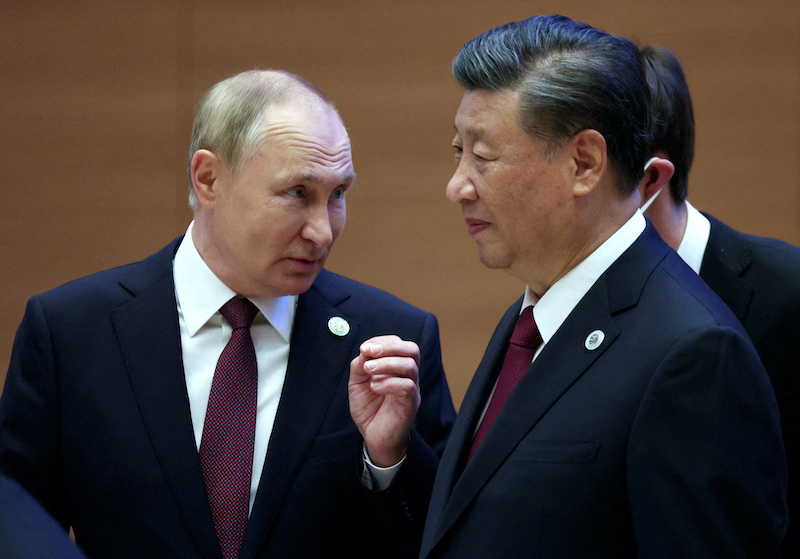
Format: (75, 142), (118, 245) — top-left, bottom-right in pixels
(292, 170), (357, 185)
(453, 123), (486, 141)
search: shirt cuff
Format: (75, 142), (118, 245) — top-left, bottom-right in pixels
(360, 442), (405, 491)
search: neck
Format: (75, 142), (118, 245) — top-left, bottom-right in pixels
(522, 194), (639, 297)
(644, 197), (687, 251)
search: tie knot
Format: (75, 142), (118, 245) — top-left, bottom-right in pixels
(510, 306), (541, 349)
(220, 297), (259, 330)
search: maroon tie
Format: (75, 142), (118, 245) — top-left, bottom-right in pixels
(199, 297), (259, 559)
(468, 306), (541, 461)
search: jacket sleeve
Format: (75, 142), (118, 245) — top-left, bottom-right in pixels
(0, 296), (70, 531)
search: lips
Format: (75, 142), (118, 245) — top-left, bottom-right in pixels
(287, 248), (326, 263)
(285, 252), (325, 272)
(284, 258), (320, 276)
(464, 216), (490, 236)
(288, 254), (322, 263)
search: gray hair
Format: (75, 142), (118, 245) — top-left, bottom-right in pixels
(187, 69), (336, 207)
(452, 14), (651, 193)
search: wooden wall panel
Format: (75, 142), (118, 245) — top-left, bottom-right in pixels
(1, 0), (798, 408)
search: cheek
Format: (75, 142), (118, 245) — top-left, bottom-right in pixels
(330, 208), (347, 240)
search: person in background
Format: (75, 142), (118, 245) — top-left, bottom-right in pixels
(637, 43), (800, 556)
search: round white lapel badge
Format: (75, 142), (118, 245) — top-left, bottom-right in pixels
(584, 330), (605, 351)
(328, 316), (350, 337)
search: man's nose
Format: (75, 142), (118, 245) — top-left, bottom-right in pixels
(446, 166), (477, 203)
(303, 206), (334, 248)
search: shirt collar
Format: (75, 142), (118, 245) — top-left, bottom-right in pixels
(173, 221), (296, 342)
(676, 200), (711, 275)
(522, 211), (646, 344)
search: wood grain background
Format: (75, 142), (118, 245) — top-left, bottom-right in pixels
(1, 0), (798, 407)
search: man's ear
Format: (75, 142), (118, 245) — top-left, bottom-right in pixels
(569, 129), (607, 197)
(638, 156), (675, 201)
(190, 149), (224, 208)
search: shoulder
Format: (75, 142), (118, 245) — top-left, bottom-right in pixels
(30, 237), (181, 314)
(706, 213), (800, 279)
(623, 230), (747, 340)
(615, 224), (741, 332)
(658, 254), (744, 331)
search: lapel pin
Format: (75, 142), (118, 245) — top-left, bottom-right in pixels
(584, 330), (605, 351)
(328, 316), (350, 337)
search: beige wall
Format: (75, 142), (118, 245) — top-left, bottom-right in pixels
(1, 0), (798, 408)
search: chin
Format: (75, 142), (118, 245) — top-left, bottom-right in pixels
(476, 251), (508, 271)
(284, 274), (321, 296)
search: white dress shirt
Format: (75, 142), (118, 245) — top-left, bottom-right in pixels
(173, 221), (296, 512)
(675, 201), (711, 274)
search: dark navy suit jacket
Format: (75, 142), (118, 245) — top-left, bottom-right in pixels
(700, 213), (800, 557)
(0, 473), (87, 559)
(420, 224), (787, 558)
(0, 237), (456, 559)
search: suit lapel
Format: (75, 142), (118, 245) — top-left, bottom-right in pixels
(699, 214), (754, 323)
(422, 226), (666, 557)
(240, 271), (359, 558)
(423, 300), (519, 541)
(112, 239), (223, 559)
(427, 289), (620, 550)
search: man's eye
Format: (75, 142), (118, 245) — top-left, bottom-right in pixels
(331, 188), (345, 201)
(287, 188), (304, 198)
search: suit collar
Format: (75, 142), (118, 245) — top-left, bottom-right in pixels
(701, 213), (752, 276)
(115, 237), (182, 296)
(699, 213), (754, 322)
(421, 225), (668, 558)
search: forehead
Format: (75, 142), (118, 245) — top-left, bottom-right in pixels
(261, 102), (354, 179)
(454, 88), (522, 140)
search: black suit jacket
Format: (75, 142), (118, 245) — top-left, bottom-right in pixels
(0, 237), (456, 559)
(420, 225), (787, 558)
(700, 213), (800, 556)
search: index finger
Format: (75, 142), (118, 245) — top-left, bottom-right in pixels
(359, 335), (420, 365)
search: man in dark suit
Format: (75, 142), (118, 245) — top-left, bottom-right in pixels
(419, 15), (787, 557)
(637, 44), (800, 556)
(0, 472), (88, 559)
(0, 70), (455, 559)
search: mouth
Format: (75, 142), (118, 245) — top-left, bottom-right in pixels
(464, 217), (490, 236)
(286, 255), (323, 272)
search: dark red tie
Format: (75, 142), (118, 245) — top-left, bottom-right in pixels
(468, 306), (541, 461)
(199, 297), (259, 559)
